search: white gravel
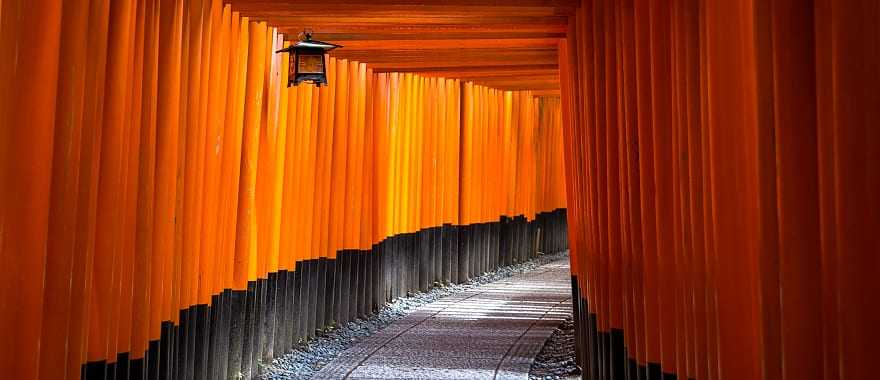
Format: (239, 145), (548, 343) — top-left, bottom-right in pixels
(529, 316), (582, 380)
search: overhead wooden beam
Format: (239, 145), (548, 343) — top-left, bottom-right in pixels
(420, 69), (559, 79)
(471, 74), (560, 84)
(409, 64), (558, 74)
(366, 61), (557, 70)
(470, 75), (560, 88)
(240, 15), (569, 26)
(472, 82), (560, 91)
(312, 32), (566, 41)
(229, 4), (571, 17)
(228, 0), (578, 10)
(331, 38), (561, 50)
(334, 47), (556, 62)
(531, 89), (561, 96)
(271, 22), (567, 36)
(228, 0), (566, 91)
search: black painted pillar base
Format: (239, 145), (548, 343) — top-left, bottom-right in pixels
(626, 357), (640, 380)
(359, 249), (370, 318)
(440, 224), (452, 284)
(648, 363), (663, 380)
(173, 309), (186, 380)
(431, 226), (442, 285)
(333, 253), (345, 325)
(262, 273), (278, 363)
(146, 339), (159, 380)
(252, 278), (266, 374)
(399, 234), (408, 298)
(611, 329), (626, 380)
(418, 229), (430, 292)
(473, 224), (483, 276)
(107, 360), (117, 380)
(314, 257), (327, 332)
(571, 276), (583, 371)
(130, 356), (146, 380)
(293, 263), (306, 344)
(351, 251), (360, 320)
(375, 245), (384, 312)
(372, 243), (384, 311)
(587, 312), (599, 380)
(83, 360), (107, 380)
(240, 281), (257, 378)
(227, 290), (245, 380)
(326, 257), (339, 329)
(114, 353), (130, 380)
(490, 221), (500, 271)
(457, 225), (469, 283)
(207, 294), (221, 380)
(448, 225), (459, 285)
(159, 320), (174, 380)
(396, 236), (404, 298)
(408, 233), (418, 295)
(286, 267), (297, 347)
(478, 223), (486, 274)
(306, 259), (318, 339)
(344, 252), (354, 324)
(218, 290), (232, 380)
(273, 270), (288, 356)
(193, 304), (209, 380)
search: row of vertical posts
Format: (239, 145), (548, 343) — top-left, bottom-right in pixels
(560, 0), (879, 379)
(0, 0), (569, 379)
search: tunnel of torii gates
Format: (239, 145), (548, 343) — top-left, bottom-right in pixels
(0, 0), (878, 379)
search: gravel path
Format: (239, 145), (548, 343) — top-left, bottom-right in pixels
(261, 252), (571, 380)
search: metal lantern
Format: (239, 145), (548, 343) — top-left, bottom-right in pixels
(276, 31), (341, 87)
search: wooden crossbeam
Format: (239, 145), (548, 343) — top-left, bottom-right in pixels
(229, 0), (564, 90)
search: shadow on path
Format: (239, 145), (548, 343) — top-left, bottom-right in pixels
(312, 259), (572, 380)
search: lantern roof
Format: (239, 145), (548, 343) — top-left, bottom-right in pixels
(277, 31), (342, 53)
(294, 39), (341, 50)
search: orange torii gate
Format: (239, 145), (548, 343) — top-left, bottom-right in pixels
(2, 0), (879, 379)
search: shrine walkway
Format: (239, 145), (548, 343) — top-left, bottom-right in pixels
(312, 259), (572, 380)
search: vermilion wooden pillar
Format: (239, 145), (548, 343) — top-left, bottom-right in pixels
(769, 1), (823, 379)
(818, 1), (880, 378)
(0, 0), (64, 378)
(704, 1), (764, 378)
(131, 0), (161, 371)
(632, 0), (662, 372)
(89, 0), (135, 368)
(39, 0), (91, 377)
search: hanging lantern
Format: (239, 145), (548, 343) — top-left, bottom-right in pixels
(276, 31), (342, 87)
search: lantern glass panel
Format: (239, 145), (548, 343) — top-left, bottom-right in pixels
(298, 53), (324, 74)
